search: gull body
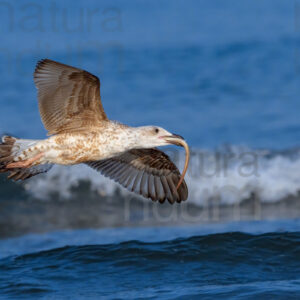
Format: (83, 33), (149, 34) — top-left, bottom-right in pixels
(15, 123), (174, 165)
(0, 59), (190, 203)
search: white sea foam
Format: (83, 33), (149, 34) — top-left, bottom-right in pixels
(23, 147), (300, 206)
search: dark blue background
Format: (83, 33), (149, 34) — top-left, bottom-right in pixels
(0, 0), (299, 149)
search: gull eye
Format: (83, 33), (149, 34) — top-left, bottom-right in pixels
(154, 128), (159, 134)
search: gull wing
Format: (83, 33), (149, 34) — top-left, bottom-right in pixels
(34, 59), (108, 135)
(85, 148), (188, 204)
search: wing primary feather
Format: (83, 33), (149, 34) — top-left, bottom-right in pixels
(106, 163), (125, 178)
(123, 168), (136, 189)
(154, 176), (165, 203)
(148, 174), (156, 201)
(131, 170), (143, 192)
(166, 175), (179, 203)
(118, 168), (132, 185)
(140, 171), (149, 198)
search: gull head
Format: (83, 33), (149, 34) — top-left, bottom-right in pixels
(134, 126), (186, 148)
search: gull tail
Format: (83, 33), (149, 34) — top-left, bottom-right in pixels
(0, 135), (53, 181)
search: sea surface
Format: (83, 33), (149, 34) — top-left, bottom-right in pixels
(1, 0), (300, 299)
(1, 221), (300, 299)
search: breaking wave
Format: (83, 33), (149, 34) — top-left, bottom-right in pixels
(17, 145), (300, 205)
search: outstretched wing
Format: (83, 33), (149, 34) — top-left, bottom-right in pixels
(34, 59), (108, 135)
(85, 148), (188, 204)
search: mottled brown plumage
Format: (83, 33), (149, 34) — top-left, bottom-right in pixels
(0, 59), (190, 204)
(34, 59), (108, 135)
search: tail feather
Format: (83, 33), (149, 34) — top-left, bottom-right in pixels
(0, 136), (16, 169)
(0, 135), (53, 181)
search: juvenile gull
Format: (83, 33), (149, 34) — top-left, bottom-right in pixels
(0, 59), (190, 203)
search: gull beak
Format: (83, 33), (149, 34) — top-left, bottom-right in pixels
(162, 133), (190, 191)
(163, 133), (185, 146)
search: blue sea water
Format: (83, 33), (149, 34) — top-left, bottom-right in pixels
(0, 0), (299, 149)
(1, 221), (300, 299)
(0, 221), (300, 299)
(1, 0), (300, 299)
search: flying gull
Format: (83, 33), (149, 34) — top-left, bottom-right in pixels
(0, 59), (190, 203)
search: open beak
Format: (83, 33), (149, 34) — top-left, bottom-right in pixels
(164, 133), (185, 146)
(162, 133), (190, 191)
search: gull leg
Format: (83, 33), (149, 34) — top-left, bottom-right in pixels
(6, 152), (44, 169)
